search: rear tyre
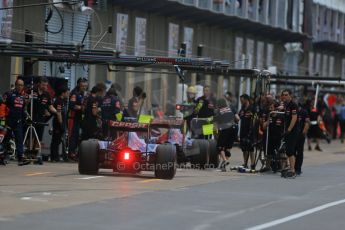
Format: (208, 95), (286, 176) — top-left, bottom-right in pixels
(155, 144), (177, 180)
(208, 139), (219, 169)
(78, 139), (99, 175)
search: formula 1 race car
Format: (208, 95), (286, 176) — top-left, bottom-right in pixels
(78, 117), (218, 179)
(78, 120), (176, 179)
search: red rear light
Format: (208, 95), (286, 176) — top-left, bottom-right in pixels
(124, 152), (130, 160)
(120, 149), (133, 162)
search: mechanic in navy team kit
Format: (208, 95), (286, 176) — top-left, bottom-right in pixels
(183, 86), (197, 133)
(261, 100), (285, 172)
(50, 86), (69, 162)
(82, 85), (104, 140)
(195, 86), (216, 118)
(281, 89), (299, 178)
(28, 77), (57, 142)
(3, 79), (30, 166)
(307, 100), (323, 151)
(294, 101), (310, 176)
(68, 78), (88, 160)
(215, 98), (237, 171)
(101, 88), (122, 137)
(239, 94), (255, 170)
(126, 86), (145, 118)
(194, 85), (216, 138)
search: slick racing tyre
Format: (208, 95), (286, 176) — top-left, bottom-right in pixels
(78, 139), (99, 175)
(155, 144), (177, 180)
(208, 139), (219, 169)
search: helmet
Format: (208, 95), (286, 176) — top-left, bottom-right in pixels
(187, 86), (197, 94)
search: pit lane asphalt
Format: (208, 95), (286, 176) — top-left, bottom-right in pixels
(0, 141), (345, 230)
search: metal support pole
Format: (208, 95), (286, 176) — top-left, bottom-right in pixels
(314, 83), (320, 109)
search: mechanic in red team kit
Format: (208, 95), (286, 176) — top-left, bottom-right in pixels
(3, 79), (29, 166)
(68, 78), (88, 160)
(50, 86), (69, 162)
(281, 89), (299, 178)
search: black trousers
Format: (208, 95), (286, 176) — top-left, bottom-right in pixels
(7, 119), (24, 158)
(285, 129), (298, 157)
(333, 115), (339, 138)
(68, 119), (80, 154)
(34, 124), (45, 141)
(295, 134), (305, 173)
(50, 126), (63, 161)
(340, 120), (345, 139)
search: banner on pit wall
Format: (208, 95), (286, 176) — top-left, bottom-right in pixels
(0, 0), (13, 42)
(116, 13), (128, 54)
(322, 54), (328, 77)
(315, 53), (321, 74)
(168, 23), (179, 57)
(342, 58), (345, 79)
(246, 39), (254, 69)
(266, 43), (274, 67)
(183, 27), (193, 57)
(234, 37), (243, 69)
(329, 56), (334, 77)
(308, 52), (314, 75)
(135, 17), (147, 56)
(256, 41), (264, 69)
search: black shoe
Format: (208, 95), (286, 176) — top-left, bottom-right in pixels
(281, 168), (289, 177)
(295, 171), (302, 176)
(308, 146), (312, 151)
(260, 167), (270, 173)
(18, 157), (30, 166)
(315, 146), (322, 151)
(250, 164), (256, 170)
(221, 162), (230, 172)
(33, 157), (43, 165)
(285, 171), (296, 179)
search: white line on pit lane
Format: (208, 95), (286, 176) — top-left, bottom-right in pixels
(20, 197), (48, 202)
(194, 209), (222, 214)
(193, 200), (282, 230)
(0, 217), (13, 222)
(245, 198), (345, 230)
(76, 176), (105, 180)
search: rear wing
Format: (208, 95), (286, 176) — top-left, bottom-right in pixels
(150, 119), (184, 129)
(108, 119), (184, 131)
(108, 121), (149, 132)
